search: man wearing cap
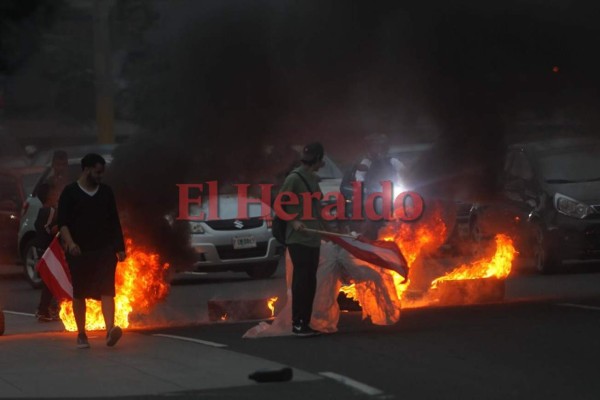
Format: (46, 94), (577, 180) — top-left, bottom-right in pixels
(278, 142), (326, 337)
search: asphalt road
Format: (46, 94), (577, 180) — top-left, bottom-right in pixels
(3, 257), (600, 399)
(149, 299), (600, 399)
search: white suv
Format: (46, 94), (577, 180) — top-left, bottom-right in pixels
(184, 194), (284, 279)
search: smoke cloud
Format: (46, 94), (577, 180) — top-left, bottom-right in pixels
(105, 1), (600, 267)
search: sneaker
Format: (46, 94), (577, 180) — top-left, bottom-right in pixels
(106, 326), (122, 347)
(36, 312), (53, 322)
(48, 307), (61, 321)
(292, 324), (321, 337)
(77, 333), (90, 349)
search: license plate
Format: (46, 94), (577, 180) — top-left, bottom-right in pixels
(233, 235), (257, 250)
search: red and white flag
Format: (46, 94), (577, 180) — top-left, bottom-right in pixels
(36, 236), (73, 300)
(325, 234), (409, 279)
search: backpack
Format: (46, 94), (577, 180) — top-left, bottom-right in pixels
(271, 215), (287, 245)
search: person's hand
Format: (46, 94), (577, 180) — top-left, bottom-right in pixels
(291, 220), (305, 231)
(116, 251), (126, 262)
(66, 241), (81, 256)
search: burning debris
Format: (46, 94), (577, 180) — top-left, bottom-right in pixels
(208, 298), (279, 323)
(245, 201), (517, 338)
(59, 239), (170, 332)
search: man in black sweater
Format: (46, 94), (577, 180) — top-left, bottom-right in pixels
(57, 153), (126, 349)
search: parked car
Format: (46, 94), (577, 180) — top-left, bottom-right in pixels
(471, 137), (600, 273)
(18, 151), (114, 287)
(183, 194), (284, 279)
(0, 166), (45, 264)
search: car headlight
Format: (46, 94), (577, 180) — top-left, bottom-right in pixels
(189, 221), (205, 234)
(554, 193), (591, 219)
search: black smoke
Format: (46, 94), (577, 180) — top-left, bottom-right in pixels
(106, 0), (600, 266)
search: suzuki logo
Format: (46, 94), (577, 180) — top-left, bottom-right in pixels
(233, 220), (244, 229)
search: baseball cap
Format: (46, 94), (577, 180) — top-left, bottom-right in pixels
(301, 142), (324, 163)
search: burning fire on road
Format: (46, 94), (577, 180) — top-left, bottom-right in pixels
(59, 239), (171, 332)
(340, 204), (517, 311)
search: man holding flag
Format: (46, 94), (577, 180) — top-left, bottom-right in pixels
(56, 153), (126, 349)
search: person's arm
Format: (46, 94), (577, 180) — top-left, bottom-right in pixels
(59, 226), (80, 256)
(279, 174), (304, 231)
(56, 186), (80, 256)
(354, 158), (372, 182)
(107, 187), (126, 261)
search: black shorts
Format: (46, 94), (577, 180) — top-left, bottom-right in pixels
(67, 247), (118, 300)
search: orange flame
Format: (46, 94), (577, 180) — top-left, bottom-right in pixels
(267, 297), (278, 317)
(339, 283), (358, 301)
(336, 203), (516, 312)
(59, 238), (170, 331)
(220, 313), (228, 321)
(431, 234), (516, 288)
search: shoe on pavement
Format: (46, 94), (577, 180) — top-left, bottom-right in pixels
(77, 333), (90, 349)
(106, 326), (122, 347)
(292, 324), (321, 337)
(36, 312), (53, 322)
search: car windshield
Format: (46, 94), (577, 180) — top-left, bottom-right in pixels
(539, 146), (600, 183)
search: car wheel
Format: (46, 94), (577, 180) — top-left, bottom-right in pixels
(246, 261), (279, 279)
(23, 240), (43, 289)
(533, 224), (561, 274)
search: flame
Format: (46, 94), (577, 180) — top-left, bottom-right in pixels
(59, 238), (170, 331)
(220, 313), (228, 321)
(380, 205), (448, 268)
(339, 283), (358, 302)
(336, 203), (517, 314)
(267, 297), (278, 317)
(431, 234), (516, 288)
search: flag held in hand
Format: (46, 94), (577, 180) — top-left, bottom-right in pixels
(36, 236), (73, 301)
(317, 230), (409, 279)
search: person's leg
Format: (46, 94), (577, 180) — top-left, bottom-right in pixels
(72, 297), (86, 334)
(37, 283), (53, 319)
(289, 244), (320, 327)
(99, 249), (121, 346)
(101, 295), (115, 332)
(304, 246), (320, 325)
(68, 254), (91, 347)
(288, 244), (310, 326)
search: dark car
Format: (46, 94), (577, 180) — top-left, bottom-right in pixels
(471, 137), (600, 273)
(0, 166), (45, 263)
